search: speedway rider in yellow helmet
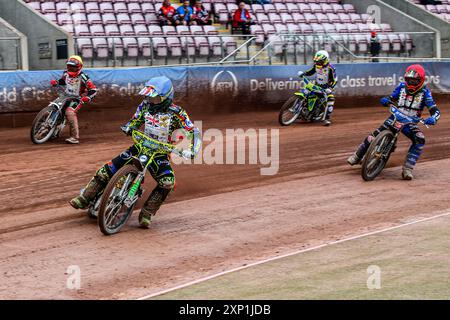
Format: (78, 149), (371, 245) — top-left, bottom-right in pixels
(297, 50), (337, 126)
(69, 76), (201, 228)
(50, 55), (98, 144)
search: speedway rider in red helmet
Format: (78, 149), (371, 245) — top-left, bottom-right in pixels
(347, 64), (440, 180)
(50, 55), (97, 144)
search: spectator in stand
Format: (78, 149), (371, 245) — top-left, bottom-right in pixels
(158, 0), (176, 27)
(174, 0), (195, 26)
(369, 31), (381, 63)
(191, 0), (212, 25)
(232, 2), (254, 35)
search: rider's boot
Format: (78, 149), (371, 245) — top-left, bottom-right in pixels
(139, 186), (172, 228)
(322, 104), (333, 126)
(69, 167), (109, 209)
(402, 166), (414, 180)
(347, 152), (361, 166)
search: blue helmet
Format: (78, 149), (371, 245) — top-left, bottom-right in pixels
(138, 76), (174, 112)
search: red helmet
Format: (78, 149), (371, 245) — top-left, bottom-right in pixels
(66, 55), (83, 77)
(404, 64), (425, 94)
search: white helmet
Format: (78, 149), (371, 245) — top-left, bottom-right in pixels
(313, 50), (329, 68)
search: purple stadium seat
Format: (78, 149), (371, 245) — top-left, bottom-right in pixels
(286, 23), (300, 34)
(268, 13), (282, 24)
(123, 38), (139, 57)
(105, 24), (120, 36)
(176, 25), (191, 35)
(90, 24), (106, 36)
(85, 2), (100, 14)
(357, 23), (370, 33)
(113, 2), (128, 14)
(130, 13), (145, 25)
(380, 23), (392, 32)
(281, 13), (294, 24)
(166, 37), (182, 57)
(194, 36), (210, 57)
(190, 25), (205, 35)
(262, 24), (276, 37)
(304, 13), (318, 24)
(134, 24), (149, 36)
(41, 2), (56, 14)
(128, 3), (142, 14)
(316, 13), (329, 23)
(331, 4), (345, 14)
(388, 34), (402, 52)
(70, 2), (85, 14)
(141, 3), (155, 14)
(250, 24), (265, 44)
(322, 23), (337, 34)
(338, 13), (351, 23)
(256, 13), (270, 24)
(148, 25), (163, 36)
(87, 13), (102, 25)
(349, 13), (362, 23)
(145, 13), (159, 25)
(311, 23), (325, 34)
(119, 24), (135, 36)
(99, 2), (114, 14)
(57, 13), (72, 25)
(203, 25), (218, 35)
(274, 3), (288, 13)
(56, 2), (70, 14)
(102, 13), (117, 25)
(92, 38), (109, 58)
(286, 3), (299, 14)
(77, 38), (93, 59)
(321, 4), (333, 13)
(108, 38), (124, 58)
(72, 13), (87, 25)
(346, 23), (358, 33)
(28, 1), (41, 12)
(343, 4), (356, 14)
(117, 13), (131, 25)
(327, 13), (340, 23)
(310, 3), (322, 14)
(298, 4), (312, 14)
(292, 13), (306, 24)
(263, 4), (277, 14)
(74, 24), (91, 37)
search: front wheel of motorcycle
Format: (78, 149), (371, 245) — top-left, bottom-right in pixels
(361, 130), (395, 181)
(98, 165), (140, 235)
(278, 96), (303, 126)
(30, 106), (59, 144)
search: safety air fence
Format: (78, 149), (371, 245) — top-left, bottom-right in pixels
(0, 62), (449, 113)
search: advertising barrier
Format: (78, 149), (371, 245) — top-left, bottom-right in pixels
(0, 62), (449, 113)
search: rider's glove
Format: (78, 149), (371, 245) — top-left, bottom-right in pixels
(121, 125), (132, 135)
(50, 79), (58, 86)
(81, 96), (91, 104)
(297, 71), (304, 78)
(380, 97), (391, 106)
(324, 88), (332, 95)
(424, 116), (437, 126)
(181, 150), (194, 159)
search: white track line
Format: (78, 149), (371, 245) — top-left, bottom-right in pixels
(136, 210), (450, 300)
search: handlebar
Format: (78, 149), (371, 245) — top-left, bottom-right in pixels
(130, 130), (185, 157)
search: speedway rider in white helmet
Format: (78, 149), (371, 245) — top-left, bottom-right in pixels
(297, 50), (337, 126)
(69, 76), (201, 228)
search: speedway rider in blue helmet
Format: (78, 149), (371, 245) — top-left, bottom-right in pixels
(70, 76), (201, 228)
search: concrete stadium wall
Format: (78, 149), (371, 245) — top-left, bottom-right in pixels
(381, 0), (450, 58)
(0, 0), (74, 70)
(342, 0), (442, 58)
(0, 17), (27, 70)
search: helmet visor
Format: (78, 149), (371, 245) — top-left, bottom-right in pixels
(405, 77), (421, 86)
(67, 65), (79, 73)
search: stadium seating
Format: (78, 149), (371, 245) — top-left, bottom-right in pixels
(22, 0), (412, 65)
(409, 0), (450, 23)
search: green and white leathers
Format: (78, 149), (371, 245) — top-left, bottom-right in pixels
(70, 77), (201, 228)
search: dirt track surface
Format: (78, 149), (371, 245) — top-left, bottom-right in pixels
(0, 101), (450, 299)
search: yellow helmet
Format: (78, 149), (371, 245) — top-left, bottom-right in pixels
(66, 55), (83, 77)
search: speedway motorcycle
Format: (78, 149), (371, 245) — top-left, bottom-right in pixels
(97, 130), (186, 235)
(278, 76), (328, 126)
(361, 102), (428, 181)
(30, 86), (80, 144)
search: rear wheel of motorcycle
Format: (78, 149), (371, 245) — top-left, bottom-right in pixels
(361, 130), (395, 181)
(30, 106), (58, 144)
(278, 96), (303, 126)
(98, 165), (140, 235)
